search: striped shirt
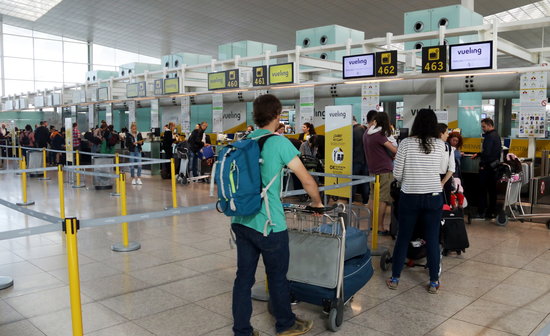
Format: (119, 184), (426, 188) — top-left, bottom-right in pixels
(393, 137), (446, 194)
(73, 128), (81, 148)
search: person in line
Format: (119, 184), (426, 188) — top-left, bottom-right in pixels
(34, 121), (49, 150)
(298, 122), (315, 142)
(472, 118), (502, 219)
(100, 125), (117, 154)
(245, 125), (254, 135)
(275, 123), (286, 135)
(92, 121), (107, 153)
(188, 121), (209, 177)
(126, 122), (144, 185)
(232, 94), (320, 336)
(438, 124), (455, 205)
(72, 122), (81, 152)
(0, 123), (8, 138)
(19, 125), (35, 156)
(447, 132), (464, 178)
(50, 127), (65, 165)
(352, 116), (369, 204)
(387, 108), (445, 294)
(162, 122), (177, 171)
(363, 112), (397, 234)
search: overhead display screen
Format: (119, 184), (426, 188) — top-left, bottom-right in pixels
(269, 63), (294, 85)
(342, 53), (375, 79)
(449, 41), (493, 71)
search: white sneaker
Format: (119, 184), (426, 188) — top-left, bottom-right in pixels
(137, 178), (142, 185)
(131, 178), (137, 185)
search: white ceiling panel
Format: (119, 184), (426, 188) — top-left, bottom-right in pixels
(0, 0), (539, 59)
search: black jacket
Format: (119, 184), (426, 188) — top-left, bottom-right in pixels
(125, 132), (143, 152)
(353, 124), (366, 166)
(162, 130), (175, 153)
(34, 126), (50, 148)
(188, 128), (205, 153)
(479, 129), (502, 168)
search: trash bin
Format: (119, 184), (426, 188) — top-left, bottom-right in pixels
(92, 156), (114, 190)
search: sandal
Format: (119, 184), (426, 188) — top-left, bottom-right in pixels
(386, 277), (399, 290)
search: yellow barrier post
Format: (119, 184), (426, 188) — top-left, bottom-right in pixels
(72, 150), (85, 188)
(64, 218), (84, 336)
(16, 157), (34, 206)
(58, 165), (65, 218)
(38, 148), (50, 181)
(111, 173), (140, 252)
(110, 153), (120, 196)
(371, 175), (380, 251)
(16, 146), (22, 175)
(170, 158), (177, 209)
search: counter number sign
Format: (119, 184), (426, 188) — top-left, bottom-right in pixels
(253, 65), (268, 86)
(422, 45), (446, 73)
(226, 69), (239, 88)
(375, 50), (397, 76)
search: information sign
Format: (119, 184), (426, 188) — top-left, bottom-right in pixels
(449, 41), (493, 71)
(137, 81), (146, 97)
(164, 78), (179, 94)
(153, 79), (163, 95)
(127, 83), (139, 98)
(208, 71), (227, 90)
(98, 87), (109, 101)
(375, 50), (398, 76)
(226, 69), (239, 89)
(342, 53), (375, 79)
(269, 63), (294, 85)
(324, 105), (353, 198)
(252, 65), (268, 86)
(422, 45), (447, 73)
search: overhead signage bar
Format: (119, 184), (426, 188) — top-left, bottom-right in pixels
(449, 41), (493, 72)
(342, 53), (375, 79)
(422, 45), (447, 73)
(269, 62), (294, 85)
(375, 50), (397, 76)
(208, 69), (239, 90)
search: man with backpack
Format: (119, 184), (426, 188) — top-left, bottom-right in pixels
(229, 94), (322, 336)
(34, 121), (49, 149)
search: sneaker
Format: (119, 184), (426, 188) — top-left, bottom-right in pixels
(131, 178), (136, 185)
(427, 281), (440, 294)
(276, 317), (313, 336)
(137, 178), (142, 185)
(386, 277), (399, 290)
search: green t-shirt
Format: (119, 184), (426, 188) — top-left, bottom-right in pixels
(232, 129), (300, 235)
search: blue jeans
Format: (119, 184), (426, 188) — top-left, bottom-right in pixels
(231, 223), (295, 335)
(190, 151), (199, 177)
(130, 150), (141, 178)
(392, 192), (443, 282)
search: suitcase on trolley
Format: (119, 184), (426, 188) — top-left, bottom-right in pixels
(441, 209), (469, 256)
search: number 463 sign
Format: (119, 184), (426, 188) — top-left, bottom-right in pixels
(422, 45), (447, 73)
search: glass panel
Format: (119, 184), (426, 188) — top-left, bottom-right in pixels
(2, 24), (32, 36)
(139, 54), (161, 64)
(4, 57), (34, 80)
(33, 31), (62, 40)
(63, 42), (88, 63)
(93, 44), (116, 65)
(64, 62), (88, 83)
(34, 38), (63, 61)
(92, 64), (116, 71)
(4, 79), (34, 95)
(34, 81), (63, 91)
(115, 49), (139, 65)
(34, 60), (63, 81)
(3, 35), (33, 58)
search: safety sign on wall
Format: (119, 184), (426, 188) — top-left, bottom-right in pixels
(212, 93), (223, 133)
(361, 83), (380, 124)
(299, 87), (314, 126)
(519, 71), (547, 138)
(181, 96), (191, 133)
(324, 105), (353, 198)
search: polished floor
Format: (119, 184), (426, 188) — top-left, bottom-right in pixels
(0, 165), (549, 336)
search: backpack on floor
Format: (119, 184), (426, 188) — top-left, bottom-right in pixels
(212, 134), (278, 235)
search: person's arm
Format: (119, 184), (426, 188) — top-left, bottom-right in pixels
(383, 141), (397, 155)
(393, 140), (406, 182)
(287, 156), (323, 208)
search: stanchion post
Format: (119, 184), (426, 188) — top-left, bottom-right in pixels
(110, 153), (120, 196)
(170, 158), (177, 209)
(58, 165), (65, 218)
(16, 157), (34, 206)
(64, 218), (84, 336)
(371, 175), (380, 250)
(72, 150), (85, 188)
(111, 173), (140, 252)
(38, 148), (50, 181)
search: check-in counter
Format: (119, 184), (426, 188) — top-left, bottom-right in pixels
(141, 141), (162, 175)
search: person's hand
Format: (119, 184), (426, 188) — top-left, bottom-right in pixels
(471, 153), (478, 159)
(205, 143), (211, 147)
(310, 201), (324, 208)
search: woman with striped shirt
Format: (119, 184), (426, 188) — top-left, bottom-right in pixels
(386, 109), (446, 294)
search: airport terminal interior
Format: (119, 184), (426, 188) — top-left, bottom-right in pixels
(0, 0), (549, 335)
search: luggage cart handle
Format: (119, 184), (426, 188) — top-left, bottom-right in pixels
(283, 203), (337, 214)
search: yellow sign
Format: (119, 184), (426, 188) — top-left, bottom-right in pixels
(253, 65), (268, 86)
(208, 72), (226, 90)
(324, 105), (353, 198)
(509, 139), (529, 158)
(164, 78), (179, 94)
(380, 52), (391, 65)
(536, 139), (550, 158)
(428, 48), (440, 61)
(462, 137), (482, 153)
(269, 63), (294, 85)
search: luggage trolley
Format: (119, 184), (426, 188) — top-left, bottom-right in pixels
(271, 204), (373, 331)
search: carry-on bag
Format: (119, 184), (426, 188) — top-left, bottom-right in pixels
(441, 209), (469, 255)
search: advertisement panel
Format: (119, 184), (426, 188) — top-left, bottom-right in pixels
(324, 105), (353, 198)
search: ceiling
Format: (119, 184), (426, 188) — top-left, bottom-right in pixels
(0, 0), (539, 60)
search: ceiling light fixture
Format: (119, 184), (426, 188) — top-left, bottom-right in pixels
(0, 0), (63, 21)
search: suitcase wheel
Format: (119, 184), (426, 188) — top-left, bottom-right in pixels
(380, 250), (391, 271)
(496, 213), (508, 227)
(456, 249), (462, 256)
(327, 301), (344, 332)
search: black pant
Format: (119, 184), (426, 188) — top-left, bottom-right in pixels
(440, 174), (453, 205)
(353, 162), (370, 204)
(478, 167), (498, 216)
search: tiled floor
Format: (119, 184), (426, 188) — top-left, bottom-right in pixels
(0, 168), (549, 335)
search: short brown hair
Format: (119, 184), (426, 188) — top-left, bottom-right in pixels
(481, 118), (494, 127)
(447, 131), (463, 149)
(253, 94), (281, 127)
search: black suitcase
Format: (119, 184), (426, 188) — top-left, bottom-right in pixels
(161, 168), (171, 180)
(441, 209), (469, 255)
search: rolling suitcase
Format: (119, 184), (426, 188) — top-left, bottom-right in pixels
(92, 157), (114, 190)
(441, 209), (469, 256)
(27, 150), (43, 177)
